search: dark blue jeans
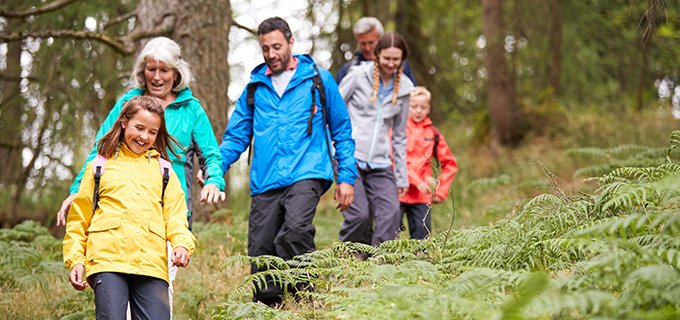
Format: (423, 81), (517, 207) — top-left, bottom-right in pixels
(401, 203), (432, 240)
(90, 272), (170, 320)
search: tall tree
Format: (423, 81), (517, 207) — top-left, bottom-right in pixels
(482, 0), (523, 148)
(547, 0), (562, 97)
(136, 0), (230, 138)
(136, 0), (231, 218)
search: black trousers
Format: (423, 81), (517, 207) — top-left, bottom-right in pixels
(90, 272), (170, 320)
(401, 203), (432, 240)
(248, 179), (325, 304)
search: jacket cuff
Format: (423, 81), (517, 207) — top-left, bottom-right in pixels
(65, 255), (85, 270)
(171, 236), (196, 255)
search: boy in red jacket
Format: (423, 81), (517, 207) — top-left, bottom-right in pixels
(399, 86), (458, 239)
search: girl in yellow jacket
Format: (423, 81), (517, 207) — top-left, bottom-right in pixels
(63, 96), (196, 320)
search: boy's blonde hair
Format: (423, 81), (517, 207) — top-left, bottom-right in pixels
(410, 86), (432, 101)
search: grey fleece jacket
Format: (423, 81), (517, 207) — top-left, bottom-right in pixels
(338, 62), (414, 188)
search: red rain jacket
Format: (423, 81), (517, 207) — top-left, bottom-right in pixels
(399, 117), (458, 204)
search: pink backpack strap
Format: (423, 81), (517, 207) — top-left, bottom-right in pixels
(158, 158), (173, 177)
(92, 154), (107, 175)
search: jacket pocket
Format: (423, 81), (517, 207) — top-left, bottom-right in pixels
(88, 215), (121, 232)
(148, 221), (166, 240)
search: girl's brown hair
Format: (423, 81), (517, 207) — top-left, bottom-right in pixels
(370, 32), (409, 105)
(96, 96), (180, 160)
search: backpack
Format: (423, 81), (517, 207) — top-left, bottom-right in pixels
(91, 154), (173, 212)
(245, 65), (336, 181)
(432, 126), (441, 165)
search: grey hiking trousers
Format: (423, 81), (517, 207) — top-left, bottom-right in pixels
(339, 166), (401, 246)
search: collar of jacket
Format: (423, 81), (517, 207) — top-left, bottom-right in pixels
(248, 54), (318, 89)
(353, 51), (368, 63)
(124, 87), (198, 108)
(356, 62), (415, 100)
(117, 143), (161, 161)
(409, 116), (433, 128)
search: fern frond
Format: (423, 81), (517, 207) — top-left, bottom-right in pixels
(521, 193), (564, 216)
(224, 255), (289, 271)
(571, 212), (658, 239)
(608, 144), (650, 157)
(527, 290), (617, 318)
(331, 241), (378, 258)
(601, 184), (656, 212)
(668, 130), (680, 156)
(464, 175), (511, 192)
(574, 164), (616, 178)
(565, 147), (608, 159)
(445, 267), (526, 298)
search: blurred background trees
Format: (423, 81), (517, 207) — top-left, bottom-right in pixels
(1, 0), (679, 227)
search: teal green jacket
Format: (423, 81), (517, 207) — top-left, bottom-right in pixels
(69, 88), (225, 214)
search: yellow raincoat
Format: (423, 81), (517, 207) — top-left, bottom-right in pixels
(63, 144), (195, 283)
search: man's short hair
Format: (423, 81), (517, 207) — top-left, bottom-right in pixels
(258, 17), (293, 42)
(353, 17), (384, 36)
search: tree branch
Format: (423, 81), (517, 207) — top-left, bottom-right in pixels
(0, 29), (129, 54)
(0, 14), (175, 55)
(232, 19), (256, 35)
(102, 11), (137, 30)
(0, 0), (82, 18)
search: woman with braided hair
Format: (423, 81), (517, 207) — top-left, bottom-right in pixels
(337, 32), (414, 248)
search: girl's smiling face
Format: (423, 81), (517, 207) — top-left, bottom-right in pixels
(121, 109), (161, 155)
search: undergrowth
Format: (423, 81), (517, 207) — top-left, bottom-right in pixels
(213, 130), (680, 319)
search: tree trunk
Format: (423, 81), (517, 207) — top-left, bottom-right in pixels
(0, 17), (25, 227)
(136, 0), (232, 218)
(548, 0), (562, 97)
(482, 0), (523, 147)
(635, 34), (651, 112)
(0, 19), (24, 187)
(361, 0), (392, 24)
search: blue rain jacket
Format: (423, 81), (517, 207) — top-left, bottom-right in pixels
(220, 54), (357, 195)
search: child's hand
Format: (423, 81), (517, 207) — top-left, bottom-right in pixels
(69, 264), (88, 290)
(432, 196), (445, 203)
(172, 246), (191, 267)
(416, 182), (431, 194)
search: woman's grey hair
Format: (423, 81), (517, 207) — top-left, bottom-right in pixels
(353, 17), (384, 36)
(130, 37), (193, 92)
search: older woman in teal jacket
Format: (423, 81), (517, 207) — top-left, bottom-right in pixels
(56, 37), (225, 226)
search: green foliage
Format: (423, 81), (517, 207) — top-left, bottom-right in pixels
(211, 131), (680, 319)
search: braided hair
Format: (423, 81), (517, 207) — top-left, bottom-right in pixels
(370, 32), (409, 105)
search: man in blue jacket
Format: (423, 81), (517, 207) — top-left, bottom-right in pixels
(220, 17), (357, 306)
